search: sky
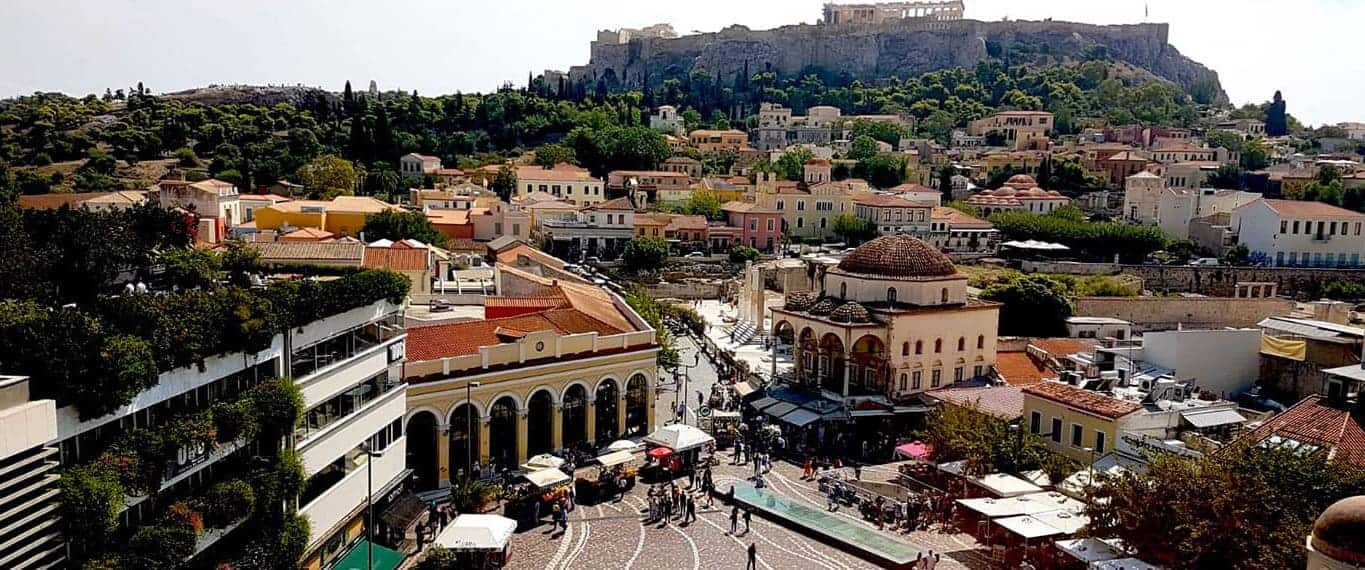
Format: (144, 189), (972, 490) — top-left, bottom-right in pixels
(0, 0), (1359, 125)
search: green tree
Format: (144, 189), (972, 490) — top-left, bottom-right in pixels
(937, 165), (955, 202)
(831, 214), (875, 245)
(534, 143), (577, 167)
(683, 189), (724, 220)
(623, 236), (670, 271)
(1207, 163), (1243, 189)
(774, 147), (814, 181)
(729, 245), (760, 263)
(361, 209), (448, 247)
(919, 110), (955, 145)
(847, 135), (880, 161)
(295, 154), (358, 200)
(980, 274), (1072, 336)
(854, 155), (907, 189)
(160, 247), (222, 289)
(60, 464), (124, 556)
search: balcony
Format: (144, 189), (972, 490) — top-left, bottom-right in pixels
(299, 436), (406, 549)
(297, 384), (406, 476)
(295, 336), (404, 410)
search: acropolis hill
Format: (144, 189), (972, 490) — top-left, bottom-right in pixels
(566, 1), (1225, 102)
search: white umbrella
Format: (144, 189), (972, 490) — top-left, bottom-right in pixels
(521, 453), (565, 471)
(437, 514), (517, 551)
(606, 439), (640, 452)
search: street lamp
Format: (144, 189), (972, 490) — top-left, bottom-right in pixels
(465, 381), (481, 478)
(358, 440), (384, 570)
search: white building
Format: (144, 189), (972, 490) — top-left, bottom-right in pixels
(1231, 199), (1365, 267)
(1156, 188), (1262, 239)
(1096, 328), (1262, 399)
(0, 375), (63, 568)
(1065, 317), (1132, 340)
(649, 105), (685, 135)
(400, 153), (442, 180)
(155, 179), (241, 243)
(1122, 170), (1163, 223)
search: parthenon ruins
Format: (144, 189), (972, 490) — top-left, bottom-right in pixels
(821, 1), (966, 25)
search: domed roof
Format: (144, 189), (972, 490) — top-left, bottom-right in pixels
(1004, 174), (1038, 188)
(784, 291), (817, 311)
(836, 235), (956, 278)
(829, 302), (871, 323)
(1313, 496), (1365, 563)
(809, 298), (837, 315)
(805, 158), (831, 166)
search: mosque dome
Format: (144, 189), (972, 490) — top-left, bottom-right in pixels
(836, 235), (956, 279)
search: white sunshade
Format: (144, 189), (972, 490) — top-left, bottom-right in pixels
(781, 408), (822, 427)
(1055, 538), (1126, 563)
(605, 439), (641, 452)
(596, 450), (635, 467)
(957, 491), (1086, 518)
(521, 453), (565, 471)
(1181, 408), (1248, 428)
(994, 514), (1065, 539)
(643, 423), (715, 453)
(1090, 557), (1162, 570)
(523, 467), (570, 489)
(937, 461), (1045, 497)
(1032, 509), (1089, 535)
(437, 514), (517, 550)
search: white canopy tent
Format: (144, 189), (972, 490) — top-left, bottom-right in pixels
(436, 514), (517, 551)
(595, 450), (635, 467)
(994, 514), (1065, 539)
(1031, 509), (1089, 535)
(1090, 557), (1162, 570)
(520, 453), (565, 471)
(643, 424), (715, 453)
(938, 461), (1045, 497)
(605, 439), (641, 453)
(1055, 538), (1126, 564)
(522, 468), (570, 489)
(957, 491), (1086, 518)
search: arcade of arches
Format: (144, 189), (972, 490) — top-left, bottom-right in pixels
(404, 363), (656, 491)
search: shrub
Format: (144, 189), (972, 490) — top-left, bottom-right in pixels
(980, 274), (1073, 337)
(164, 501), (205, 536)
(249, 378), (303, 439)
(728, 245), (760, 263)
(60, 464), (124, 556)
(125, 520), (197, 570)
(200, 479), (256, 528)
(416, 547), (460, 570)
(989, 211), (1167, 262)
(86, 334), (158, 419)
(623, 237), (670, 271)
(160, 247), (223, 290)
(211, 399), (258, 443)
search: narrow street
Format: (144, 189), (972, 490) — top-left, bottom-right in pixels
(655, 334), (723, 428)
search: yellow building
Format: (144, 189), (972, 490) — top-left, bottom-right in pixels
(252, 196), (396, 237)
(752, 169), (864, 240)
(1021, 382), (1141, 463)
(402, 266), (659, 484)
(688, 129), (750, 153)
(634, 212), (671, 238)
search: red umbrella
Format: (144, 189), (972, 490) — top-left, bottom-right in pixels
(647, 446), (674, 459)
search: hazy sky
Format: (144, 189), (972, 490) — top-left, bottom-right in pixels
(1, 0), (1358, 125)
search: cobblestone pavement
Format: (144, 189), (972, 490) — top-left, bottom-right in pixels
(505, 457), (992, 570)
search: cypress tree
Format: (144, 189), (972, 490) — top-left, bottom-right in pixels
(373, 106), (396, 165)
(343, 81), (355, 114)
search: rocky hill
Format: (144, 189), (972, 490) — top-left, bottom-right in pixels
(159, 85), (339, 108)
(569, 19), (1226, 102)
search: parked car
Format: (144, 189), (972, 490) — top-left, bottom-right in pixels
(683, 251), (706, 258)
(1188, 257), (1221, 267)
(1236, 387), (1286, 413)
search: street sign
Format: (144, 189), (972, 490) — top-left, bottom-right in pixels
(698, 406), (712, 418)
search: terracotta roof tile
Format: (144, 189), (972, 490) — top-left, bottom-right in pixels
(994, 352), (1051, 386)
(1257, 199), (1365, 219)
(1022, 382), (1141, 419)
(362, 246), (428, 271)
(251, 241), (364, 263)
(931, 207), (992, 229)
(17, 192), (115, 210)
(1029, 338), (1099, 358)
(928, 385), (1026, 419)
(405, 308), (623, 361)
(584, 197), (635, 211)
(516, 163), (595, 182)
(1233, 396), (1365, 467)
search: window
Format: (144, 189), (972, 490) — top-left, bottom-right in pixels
(797, 201), (806, 211)
(820, 218), (827, 229)
(796, 218), (804, 228)
(1095, 431), (1106, 454)
(1050, 418), (1062, 442)
(930, 369), (942, 388)
(934, 339), (942, 353)
(840, 283), (847, 299)
(953, 367), (963, 382)
(912, 371), (922, 389)
(767, 219), (775, 231)
(1292, 220), (1300, 234)
(941, 288), (949, 303)
(915, 340), (923, 354)
(973, 365), (983, 378)
(1071, 423), (1083, 447)
(1280, 220), (1287, 233)
(777, 200), (785, 210)
(957, 337), (965, 351)
(901, 342), (910, 356)
(750, 219), (757, 231)
(1030, 411), (1042, 434)
(887, 287), (897, 303)
(977, 335), (985, 349)
(898, 374), (907, 391)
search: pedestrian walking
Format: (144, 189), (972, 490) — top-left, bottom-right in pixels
(747, 543), (758, 570)
(567, 485), (576, 511)
(729, 506), (739, 534)
(743, 508), (752, 532)
(686, 495), (696, 523)
(533, 499), (542, 525)
(803, 456), (814, 479)
(826, 485), (838, 512)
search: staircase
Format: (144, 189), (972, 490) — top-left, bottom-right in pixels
(727, 321), (762, 345)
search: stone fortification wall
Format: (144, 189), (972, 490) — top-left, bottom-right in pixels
(1021, 261), (1365, 298)
(1073, 296), (1294, 332)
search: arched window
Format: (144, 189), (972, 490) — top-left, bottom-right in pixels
(899, 373), (908, 391)
(957, 337), (965, 351)
(840, 282), (847, 299)
(887, 287), (897, 304)
(901, 342), (910, 356)
(977, 335), (985, 349)
(915, 340), (923, 355)
(934, 339), (942, 353)
(941, 287), (949, 303)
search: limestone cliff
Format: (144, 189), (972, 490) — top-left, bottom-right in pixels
(568, 19), (1225, 102)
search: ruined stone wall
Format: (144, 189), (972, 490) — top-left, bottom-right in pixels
(568, 19), (1223, 101)
(1073, 296), (1294, 332)
(1021, 261), (1365, 298)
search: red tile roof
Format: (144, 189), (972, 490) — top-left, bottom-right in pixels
(584, 197), (635, 211)
(516, 163), (595, 182)
(852, 193), (923, 208)
(931, 206), (992, 229)
(1022, 382), (1142, 419)
(1257, 199), (1365, 219)
(362, 246), (428, 271)
(994, 352), (1052, 386)
(1030, 338), (1099, 359)
(928, 385), (1026, 419)
(405, 308), (623, 361)
(1233, 396), (1365, 467)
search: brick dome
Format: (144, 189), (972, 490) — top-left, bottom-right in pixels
(784, 291), (817, 311)
(1003, 174), (1038, 189)
(808, 298), (837, 315)
(829, 302), (871, 323)
(1313, 496), (1365, 564)
(836, 235), (956, 278)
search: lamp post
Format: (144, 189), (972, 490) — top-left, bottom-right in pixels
(466, 381), (481, 478)
(359, 440), (384, 570)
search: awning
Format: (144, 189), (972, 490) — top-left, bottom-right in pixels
(849, 409), (892, 417)
(734, 380), (759, 397)
(1260, 335), (1306, 360)
(596, 450), (635, 467)
(1031, 509), (1088, 535)
(750, 396), (779, 410)
(436, 514), (517, 551)
(1091, 557), (1162, 570)
(1054, 537), (1125, 563)
(1182, 408), (1247, 428)
(333, 539), (404, 570)
(994, 515), (1065, 539)
(764, 401), (798, 418)
(523, 468), (570, 489)
(894, 441), (932, 460)
(379, 492), (427, 530)
(780, 408), (821, 427)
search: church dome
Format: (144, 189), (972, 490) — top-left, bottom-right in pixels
(1003, 174), (1038, 189)
(808, 298), (837, 315)
(836, 235), (956, 278)
(829, 302), (871, 323)
(1312, 496), (1365, 564)
(784, 291), (817, 311)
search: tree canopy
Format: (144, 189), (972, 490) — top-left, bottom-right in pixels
(360, 209), (448, 247)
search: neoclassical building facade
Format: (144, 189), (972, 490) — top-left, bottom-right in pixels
(770, 235), (1000, 402)
(401, 278), (658, 489)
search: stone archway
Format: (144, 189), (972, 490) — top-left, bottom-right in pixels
(448, 403), (481, 479)
(527, 390), (555, 458)
(595, 379), (620, 443)
(850, 335), (888, 396)
(562, 384), (588, 452)
(488, 396), (520, 472)
(405, 410), (439, 491)
(625, 374), (648, 437)
(819, 333), (846, 394)
(797, 327), (817, 384)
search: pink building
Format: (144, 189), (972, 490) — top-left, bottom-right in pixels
(722, 201), (783, 253)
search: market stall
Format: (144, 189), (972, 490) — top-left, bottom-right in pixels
(1090, 557), (1162, 570)
(520, 453), (566, 473)
(640, 424), (715, 482)
(435, 514), (517, 569)
(501, 468), (571, 526)
(575, 450), (638, 503)
(1054, 537), (1126, 569)
(701, 410), (742, 448)
(938, 460), (1045, 498)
